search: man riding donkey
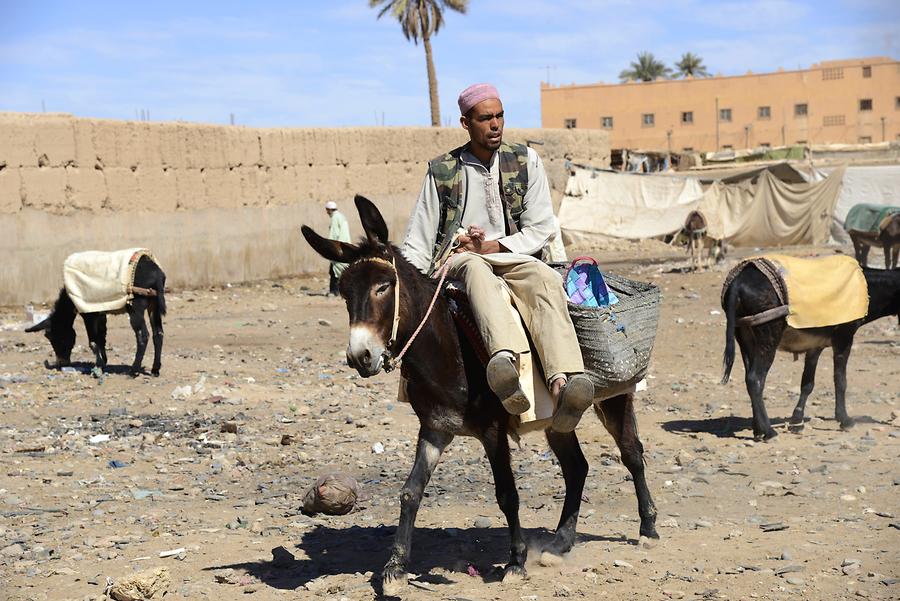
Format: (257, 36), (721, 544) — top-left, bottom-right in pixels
(402, 83), (594, 433)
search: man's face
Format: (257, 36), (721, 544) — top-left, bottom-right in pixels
(462, 98), (504, 153)
(326, 208), (335, 217)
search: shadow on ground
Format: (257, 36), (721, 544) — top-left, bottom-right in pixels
(662, 413), (883, 438)
(661, 415), (788, 438)
(205, 523), (622, 594)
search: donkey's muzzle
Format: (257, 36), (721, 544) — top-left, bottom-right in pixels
(347, 326), (385, 377)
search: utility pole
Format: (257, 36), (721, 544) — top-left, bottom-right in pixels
(715, 97), (720, 150)
(230, 113), (235, 126)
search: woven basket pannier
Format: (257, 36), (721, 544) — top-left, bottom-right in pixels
(551, 263), (661, 390)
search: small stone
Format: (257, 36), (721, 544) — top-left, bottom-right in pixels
(317, 319), (332, 327)
(675, 449), (694, 466)
(694, 519), (713, 529)
(612, 560), (633, 569)
(841, 494), (857, 502)
(220, 421), (238, 434)
(663, 590), (685, 599)
(474, 517), (492, 528)
(2, 543), (24, 557)
(785, 577), (805, 586)
(780, 549), (793, 561)
(372, 442), (384, 454)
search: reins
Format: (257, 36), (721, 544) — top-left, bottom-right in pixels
(353, 253), (455, 373)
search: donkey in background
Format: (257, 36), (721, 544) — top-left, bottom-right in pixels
(26, 255), (167, 376)
(848, 211), (900, 270)
(303, 196), (658, 595)
(721, 264), (900, 440)
(680, 210), (724, 271)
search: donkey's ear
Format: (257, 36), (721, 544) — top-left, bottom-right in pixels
(301, 226), (361, 264)
(25, 317), (51, 333)
(354, 195), (389, 246)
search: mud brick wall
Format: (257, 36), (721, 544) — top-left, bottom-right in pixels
(0, 112), (609, 305)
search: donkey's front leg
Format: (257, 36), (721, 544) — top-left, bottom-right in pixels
(480, 426), (527, 582)
(382, 427), (453, 596)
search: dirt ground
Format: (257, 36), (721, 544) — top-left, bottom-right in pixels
(1, 243), (898, 601)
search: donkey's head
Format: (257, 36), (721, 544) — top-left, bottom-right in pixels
(25, 288), (77, 368)
(302, 195), (398, 377)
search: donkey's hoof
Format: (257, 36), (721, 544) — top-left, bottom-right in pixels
(754, 429), (778, 442)
(151, 368), (160, 377)
(501, 564), (527, 583)
(640, 525), (660, 540)
(839, 417), (855, 430)
(381, 562), (408, 597)
(639, 535), (659, 549)
(788, 421), (805, 432)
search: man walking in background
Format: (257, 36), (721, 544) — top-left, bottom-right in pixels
(325, 201), (351, 296)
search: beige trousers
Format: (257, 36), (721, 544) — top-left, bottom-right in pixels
(448, 253), (584, 380)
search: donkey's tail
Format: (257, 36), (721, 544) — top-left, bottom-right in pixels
(155, 273), (167, 316)
(721, 281), (739, 385)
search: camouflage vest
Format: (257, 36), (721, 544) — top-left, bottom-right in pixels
(428, 142), (529, 269)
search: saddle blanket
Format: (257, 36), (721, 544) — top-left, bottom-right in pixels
(844, 203), (900, 234)
(764, 254), (868, 329)
(63, 248), (155, 314)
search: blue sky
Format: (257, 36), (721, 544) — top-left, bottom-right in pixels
(1, 0), (897, 128)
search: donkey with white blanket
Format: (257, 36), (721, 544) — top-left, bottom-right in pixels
(27, 249), (167, 376)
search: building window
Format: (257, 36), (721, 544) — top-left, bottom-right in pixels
(758, 106), (771, 120)
(601, 116), (613, 129)
(859, 136), (872, 144)
(719, 108), (732, 122)
(722, 144), (733, 150)
(794, 103), (808, 117)
(822, 67), (843, 80)
(759, 143), (771, 149)
(859, 98), (873, 111)
(642, 113), (655, 127)
(564, 118), (577, 129)
(862, 65), (871, 78)
(681, 111), (693, 124)
(682, 147), (694, 152)
(823, 115), (845, 126)
(896, 96), (900, 109)
(796, 140), (807, 145)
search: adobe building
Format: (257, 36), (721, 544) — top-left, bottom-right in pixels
(541, 57), (899, 153)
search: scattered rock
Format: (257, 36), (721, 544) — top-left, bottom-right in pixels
(108, 566), (170, 601)
(302, 473), (359, 516)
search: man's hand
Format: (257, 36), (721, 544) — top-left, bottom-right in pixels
(453, 225), (505, 255)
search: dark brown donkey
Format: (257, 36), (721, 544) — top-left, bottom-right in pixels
(303, 196), (658, 595)
(721, 264), (900, 441)
(848, 212), (900, 270)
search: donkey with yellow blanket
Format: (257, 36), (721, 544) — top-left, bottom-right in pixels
(721, 254), (900, 440)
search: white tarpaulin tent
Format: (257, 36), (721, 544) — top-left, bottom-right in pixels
(824, 165), (900, 226)
(559, 169), (704, 245)
(559, 165), (846, 247)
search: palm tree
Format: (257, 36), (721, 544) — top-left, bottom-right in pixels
(675, 52), (710, 78)
(618, 51), (671, 82)
(370, 0), (468, 127)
